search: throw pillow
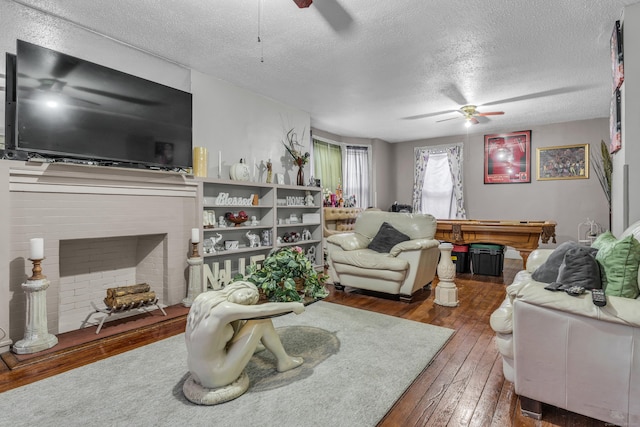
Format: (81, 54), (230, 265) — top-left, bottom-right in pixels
(532, 241), (591, 283)
(367, 222), (410, 253)
(592, 232), (640, 298)
(543, 246), (602, 291)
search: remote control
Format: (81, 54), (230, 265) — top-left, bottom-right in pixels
(591, 288), (607, 307)
(565, 286), (585, 296)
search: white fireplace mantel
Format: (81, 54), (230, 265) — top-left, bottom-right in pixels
(0, 159), (199, 353)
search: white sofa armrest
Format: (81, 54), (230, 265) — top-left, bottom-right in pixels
(490, 299), (513, 334)
(525, 248), (554, 273)
(326, 232), (370, 251)
(389, 238), (440, 257)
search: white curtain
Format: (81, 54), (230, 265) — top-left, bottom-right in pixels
(421, 152), (455, 219)
(344, 145), (370, 208)
(412, 143), (466, 219)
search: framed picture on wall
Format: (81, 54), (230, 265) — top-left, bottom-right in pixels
(610, 88), (621, 154)
(483, 130), (531, 184)
(536, 144), (589, 180)
(611, 20), (624, 90)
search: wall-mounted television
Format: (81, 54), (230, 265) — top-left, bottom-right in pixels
(5, 40), (192, 170)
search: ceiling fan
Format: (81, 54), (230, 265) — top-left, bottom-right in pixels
(436, 105), (504, 126)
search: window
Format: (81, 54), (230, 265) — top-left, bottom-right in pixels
(313, 139), (342, 193)
(344, 145), (370, 208)
(421, 152), (455, 218)
(313, 138), (371, 208)
(412, 143), (466, 219)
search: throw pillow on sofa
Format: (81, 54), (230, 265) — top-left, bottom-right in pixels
(367, 222), (410, 253)
(532, 241), (594, 283)
(592, 231), (640, 298)
(543, 246), (602, 291)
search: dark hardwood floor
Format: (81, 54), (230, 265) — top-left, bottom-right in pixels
(0, 259), (611, 426)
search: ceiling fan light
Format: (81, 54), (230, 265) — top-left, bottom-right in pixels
(464, 119), (472, 128)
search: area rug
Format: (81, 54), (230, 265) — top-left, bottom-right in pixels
(0, 302), (454, 427)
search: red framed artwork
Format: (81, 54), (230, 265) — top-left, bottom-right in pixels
(611, 20), (624, 91)
(484, 130), (531, 184)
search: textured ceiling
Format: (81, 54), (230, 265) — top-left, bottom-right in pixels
(6, 0), (640, 142)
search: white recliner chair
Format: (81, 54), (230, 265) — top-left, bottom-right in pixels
(326, 211), (440, 302)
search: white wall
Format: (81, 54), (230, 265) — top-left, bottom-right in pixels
(0, 0), (191, 137)
(393, 119), (611, 248)
(191, 71), (311, 185)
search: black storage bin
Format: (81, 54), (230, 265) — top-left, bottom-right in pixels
(470, 243), (505, 276)
(451, 244), (471, 274)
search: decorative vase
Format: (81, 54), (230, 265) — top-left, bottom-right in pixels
(296, 160), (304, 186)
(230, 159), (250, 181)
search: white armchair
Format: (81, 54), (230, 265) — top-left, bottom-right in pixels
(326, 211), (440, 302)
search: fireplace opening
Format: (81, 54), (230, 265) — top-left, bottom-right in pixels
(58, 234), (166, 333)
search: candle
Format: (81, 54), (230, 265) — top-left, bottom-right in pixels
(218, 151), (222, 178)
(193, 147), (208, 177)
(191, 228), (200, 243)
(30, 238), (44, 259)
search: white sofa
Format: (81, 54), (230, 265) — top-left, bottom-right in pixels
(326, 211), (440, 302)
(490, 220), (640, 426)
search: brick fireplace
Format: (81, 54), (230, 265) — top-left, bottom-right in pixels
(0, 160), (199, 351)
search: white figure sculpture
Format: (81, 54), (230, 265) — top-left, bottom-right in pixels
(250, 216), (259, 226)
(183, 281), (304, 404)
(246, 231), (260, 248)
(218, 216), (226, 228)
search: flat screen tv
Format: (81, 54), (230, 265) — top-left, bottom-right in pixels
(5, 40), (192, 169)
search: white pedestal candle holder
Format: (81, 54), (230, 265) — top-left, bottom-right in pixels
(12, 258), (58, 354)
(183, 242), (204, 307)
(434, 243), (459, 307)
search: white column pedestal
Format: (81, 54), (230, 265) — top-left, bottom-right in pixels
(183, 257), (204, 307)
(13, 278), (58, 354)
(434, 242), (459, 307)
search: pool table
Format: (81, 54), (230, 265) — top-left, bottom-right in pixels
(435, 219), (557, 267)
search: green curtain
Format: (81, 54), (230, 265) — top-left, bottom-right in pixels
(313, 139), (342, 192)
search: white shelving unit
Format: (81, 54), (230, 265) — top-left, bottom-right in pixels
(196, 178), (323, 277)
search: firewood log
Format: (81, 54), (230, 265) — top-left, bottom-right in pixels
(105, 283), (151, 299)
(104, 291), (156, 309)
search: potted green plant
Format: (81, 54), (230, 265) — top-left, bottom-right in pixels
(245, 246), (328, 302)
(590, 139), (612, 228)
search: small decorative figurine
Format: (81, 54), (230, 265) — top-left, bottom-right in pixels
(266, 159), (273, 183)
(218, 216), (227, 228)
(208, 233), (223, 253)
(246, 231), (260, 248)
(302, 228), (312, 241)
(306, 246), (316, 265)
(261, 229), (271, 246)
(305, 190), (314, 207)
(250, 216), (259, 226)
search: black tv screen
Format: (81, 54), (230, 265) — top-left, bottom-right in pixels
(11, 40), (192, 169)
